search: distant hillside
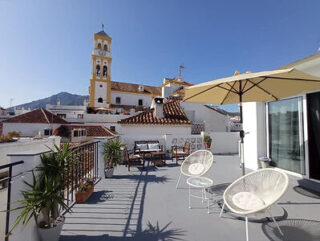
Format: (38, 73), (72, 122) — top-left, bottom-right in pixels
(9, 92), (89, 110)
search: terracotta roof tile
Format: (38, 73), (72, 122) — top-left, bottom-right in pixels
(118, 98), (191, 125)
(111, 81), (161, 96)
(54, 124), (116, 137)
(4, 108), (68, 124)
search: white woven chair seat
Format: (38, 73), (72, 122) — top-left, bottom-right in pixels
(188, 163), (205, 175)
(232, 192), (265, 211)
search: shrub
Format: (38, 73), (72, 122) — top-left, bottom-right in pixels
(7, 131), (21, 139)
(203, 135), (212, 143)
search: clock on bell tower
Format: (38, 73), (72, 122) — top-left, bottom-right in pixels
(88, 25), (112, 108)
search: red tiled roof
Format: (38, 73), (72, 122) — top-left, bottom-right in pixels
(111, 81), (161, 96)
(4, 108), (68, 124)
(54, 124), (116, 137)
(118, 98), (191, 125)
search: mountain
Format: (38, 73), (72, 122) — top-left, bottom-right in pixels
(9, 92), (89, 110)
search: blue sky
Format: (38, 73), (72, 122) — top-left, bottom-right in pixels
(1, 0), (320, 111)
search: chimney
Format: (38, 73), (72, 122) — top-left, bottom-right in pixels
(138, 84), (144, 92)
(153, 97), (164, 119)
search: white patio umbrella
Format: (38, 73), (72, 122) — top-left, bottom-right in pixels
(183, 68), (320, 175)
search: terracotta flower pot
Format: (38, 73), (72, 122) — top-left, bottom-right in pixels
(204, 142), (211, 149)
(75, 186), (94, 203)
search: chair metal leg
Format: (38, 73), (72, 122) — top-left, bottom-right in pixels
(176, 172), (182, 189)
(188, 184), (191, 209)
(245, 216), (249, 241)
(268, 210), (284, 236)
(219, 202), (225, 217)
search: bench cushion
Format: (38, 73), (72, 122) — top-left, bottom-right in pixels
(148, 143), (160, 150)
(136, 143), (148, 151)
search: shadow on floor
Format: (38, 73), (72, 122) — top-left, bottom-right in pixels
(60, 164), (184, 241)
(60, 220), (185, 241)
(262, 219), (320, 241)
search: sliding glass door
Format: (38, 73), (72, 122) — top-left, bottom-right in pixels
(268, 97), (305, 174)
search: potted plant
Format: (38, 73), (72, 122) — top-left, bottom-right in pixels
(203, 135), (212, 149)
(75, 179), (94, 203)
(7, 143), (75, 241)
(102, 139), (124, 178)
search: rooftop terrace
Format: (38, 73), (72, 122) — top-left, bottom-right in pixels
(59, 155), (320, 241)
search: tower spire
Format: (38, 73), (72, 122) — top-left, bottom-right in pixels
(102, 23), (104, 31)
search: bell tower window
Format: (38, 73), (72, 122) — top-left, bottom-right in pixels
(96, 65), (101, 75)
(104, 44), (108, 51)
(98, 97), (103, 103)
(103, 66), (108, 76)
(97, 43), (102, 49)
(116, 97), (121, 104)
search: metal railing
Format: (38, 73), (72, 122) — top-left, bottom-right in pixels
(64, 141), (100, 207)
(0, 140), (100, 240)
(0, 160), (24, 241)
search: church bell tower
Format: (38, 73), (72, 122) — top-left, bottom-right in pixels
(88, 25), (112, 108)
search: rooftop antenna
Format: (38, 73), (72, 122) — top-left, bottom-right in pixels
(178, 65), (185, 80)
(9, 98), (13, 108)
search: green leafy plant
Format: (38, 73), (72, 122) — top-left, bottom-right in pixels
(203, 135), (212, 143)
(7, 131), (21, 139)
(77, 179), (94, 193)
(102, 139), (124, 169)
(6, 143), (76, 234)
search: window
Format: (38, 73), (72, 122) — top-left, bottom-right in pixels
(44, 129), (53, 136)
(104, 44), (108, 51)
(77, 114), (84, 119)
(96, 65), (100, 75)
(268, 97), (305, 174)
(116, 97), (121, 104)
(98, 97), (103, 103)
(110, 126), (116, 132)
(138, 99), (143, 106)
(103, 66), (107, 76)
(100, 84), (103, 87)
(97, 43), (102, 49)
(57, 114), (66, 118)
(73, 129), (86, 137)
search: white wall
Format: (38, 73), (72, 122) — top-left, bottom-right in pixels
(3, 123), (61, 137)
(8, 153), (46, 241)
(181, 102), (229, 132)
(95, 81), (108, 107)
(242, 102), (266, 170)
(119, 125), (191, 136)
(111, 91), (152, 107)
(162, 83), (182, 98)
(0, 137), (60, 166)
(208, 132), (240, 154)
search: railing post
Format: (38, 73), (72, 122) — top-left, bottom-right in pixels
(4, 165), (12, 241)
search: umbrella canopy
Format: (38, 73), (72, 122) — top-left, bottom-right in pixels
(183, 67), (320, 176)
(183, 68), (320, 104)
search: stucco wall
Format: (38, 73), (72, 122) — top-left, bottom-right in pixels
(0, 136), (61, 166)
(119, 125), (191, 136)
(3, 123), (61, 137)
(111, 91), (152, 107)
(181, 102), (229, 132)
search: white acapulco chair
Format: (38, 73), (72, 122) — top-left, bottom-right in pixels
(219, 169), (289, 241)
(176, 150), (214, 189)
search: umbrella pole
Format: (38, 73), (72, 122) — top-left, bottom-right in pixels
(239, 90), (245, 176)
